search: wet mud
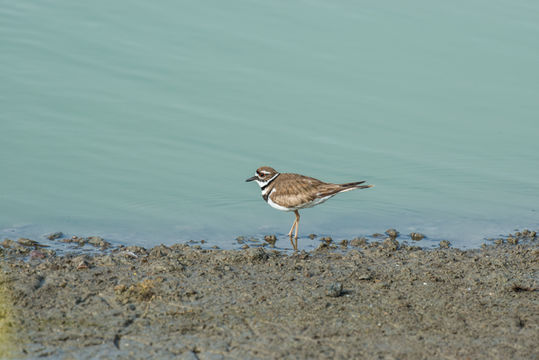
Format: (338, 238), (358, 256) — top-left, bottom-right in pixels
(0, 231), (537, 359)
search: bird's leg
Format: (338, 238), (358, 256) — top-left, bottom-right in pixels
(288, 214), (298, 250)
(287, 217), (297, 238)
(294, 210), (300, 250)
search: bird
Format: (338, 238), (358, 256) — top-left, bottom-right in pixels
(246, 166), (373, 250)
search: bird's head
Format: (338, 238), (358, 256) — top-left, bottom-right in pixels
(245, 166), (279, 187)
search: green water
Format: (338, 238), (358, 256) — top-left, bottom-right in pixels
(1, 0), (538, 249)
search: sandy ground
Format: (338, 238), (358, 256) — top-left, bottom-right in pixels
(0, 231), (538, 359)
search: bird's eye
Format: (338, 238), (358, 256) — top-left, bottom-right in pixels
(257, 173), (263, 177)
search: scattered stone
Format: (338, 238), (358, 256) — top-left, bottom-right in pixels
(315, 242), (329, 251)
(241, 244), (249, 250)
(244, 247), (269, 262)
(121, 251), (139, 259)
(86, 236), (110, 249)
(382, 238), (399, 251)
(125, 246), (148, 255)
(321, 236), (332, 244)
(17, 238), (48, 248)
(326, 282), (343, 297)
(149, 245), (171, 258)
(77, 260), (89, 270)
(385, 229), (399, 238)
(339, 239), (349, 248)
(264, 235), (277, 246)
(1, 238), (15, 248)
(350, 237), (368, 247)
(510, 283), (537, 293)
(519, 230), (536, 238)
(236, 236), (245, 244)
(507, 237), (518, 245)
(356, 271), (372, 281)
(1, 238), (30, 253)
(439, 240), (451, 249)
(494, 239), (504, 245)
(115, 279), (159, 303)
(410, 232), (425, 241)
(29, 250), (46, 259)
(368, 241), (381, 248)
(46, 232), (64, 240)
(372, 233), (385, 238)
(308, 234), (317, 239)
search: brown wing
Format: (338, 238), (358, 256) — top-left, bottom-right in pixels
(270, 173), (343, 208)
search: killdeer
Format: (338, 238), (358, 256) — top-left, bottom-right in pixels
(246, 166), (373, 250)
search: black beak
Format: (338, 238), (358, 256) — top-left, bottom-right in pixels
(245, 175), (257, 182)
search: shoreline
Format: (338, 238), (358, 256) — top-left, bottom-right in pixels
(1, 232), (537, 359)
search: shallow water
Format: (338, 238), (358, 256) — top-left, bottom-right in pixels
(1, 0), (538, 249)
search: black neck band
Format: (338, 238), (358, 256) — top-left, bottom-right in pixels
(261, 173), (279, 191)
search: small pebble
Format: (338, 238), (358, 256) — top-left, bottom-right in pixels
(236, 236), (245, 244)
(315, 242), (329, 251)
(350, 237), (368, 247)
(86, 236), (110, 248)
(17, 238), (48, 248)
(77, 260), (89, 270)
(264, 235), (277, 246)
(308, 234), (317, 239)
(29, 250), (46, 259)
(122, 251), (138, 259)
(356, 271), (372, 281)
(326, 282), (343, 297)
(46, 232), (64, 240)
(507, 237), (518, 245)
(382, 238), (399, 251)
(385, 229), (399, 238)
(439, 240), (451, 249)
(410, 232), (425, 241)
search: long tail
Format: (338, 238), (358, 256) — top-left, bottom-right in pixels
(339, 181), (374, 191)
(318, 181), (374, 197)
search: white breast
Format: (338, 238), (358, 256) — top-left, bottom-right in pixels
(267, 195), (292, 211)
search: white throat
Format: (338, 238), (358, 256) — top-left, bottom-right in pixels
(255, 173), (280, 189)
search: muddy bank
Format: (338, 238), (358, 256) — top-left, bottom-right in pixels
(1, 234), (538, 359)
